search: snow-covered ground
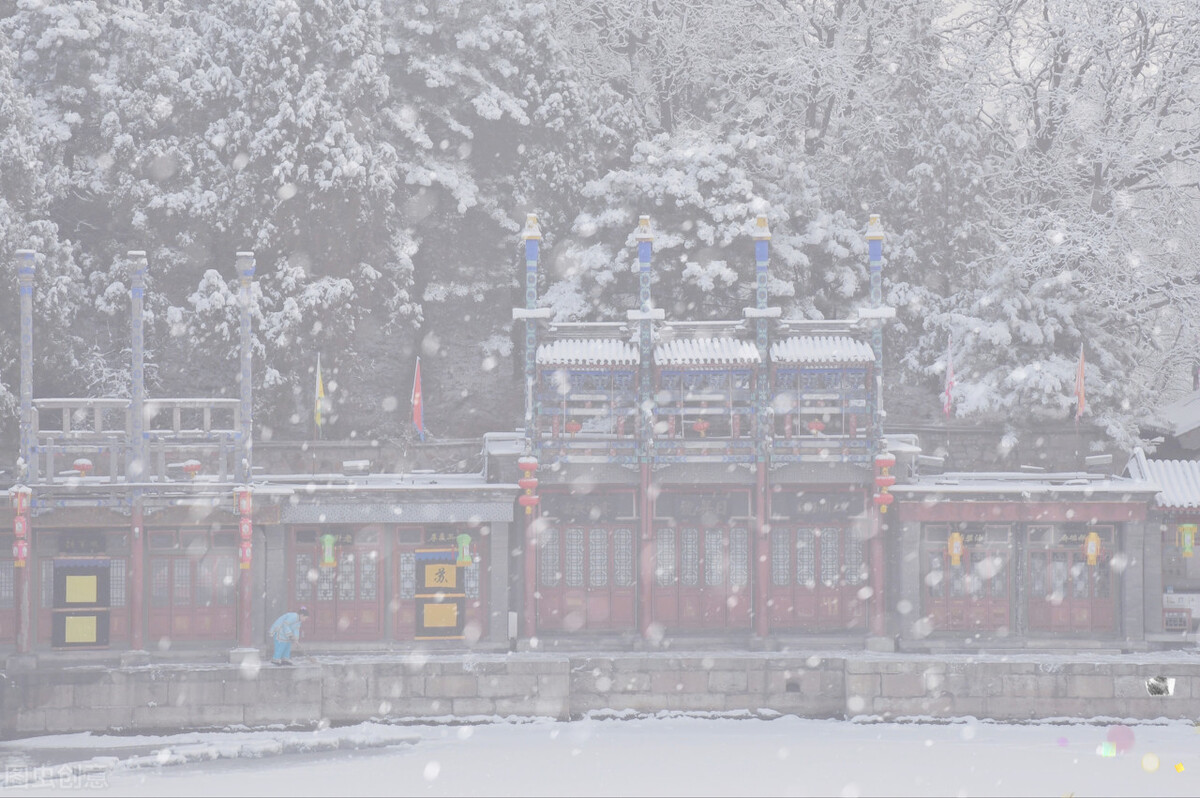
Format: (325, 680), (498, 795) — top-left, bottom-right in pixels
(3, 714), (1197, 797)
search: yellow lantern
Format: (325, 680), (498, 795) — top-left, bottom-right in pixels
(947, 531), (964, 567)
(1084, 531), (1102, 566)
(1179, 524), (1196, 558)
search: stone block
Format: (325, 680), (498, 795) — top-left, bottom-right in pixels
(424, 674), (478, 698)
(881, 672), (925, 698)
(452, 697), (496, 716)
(131, 704), (244, 730)
(536, 675), (570, 698)
(1066, 675), (1113, 699)
(169, 678), (228, 708)
(24, 682), (75, 710)
(478, 674), (538, 699)
(389, 697), (451, 716)
(323, 675), (370, 702)
(12, 709), (46, 734)
(845, 673), (880, 700)
(708, 670), (749, 693)
(665, 693), (723, 711)
(242, 702), (322, 726)
(44, 707), (133, 733)
(650, 671), (708, 694)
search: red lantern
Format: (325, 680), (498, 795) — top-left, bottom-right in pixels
(874, 474), (896, 489)
(73, 458), (93, 477)
(182, 460), (203, 479)
(518, 476), (539, 492)
(518, 457), (538, 473)
(873, 492), (894, 506)
(11, 488), (30, 514)
(14, 515), (28, 539)
(692, 419), (710, 437)
(874, 453), (896, 469)
(566, 420), (582, 436)
(13, 538), (29, 565)
(240, 540), (252, 569)
(240, 516), (253, 540)
(807, 419), (826, 434)
(235, 487), (253, 515)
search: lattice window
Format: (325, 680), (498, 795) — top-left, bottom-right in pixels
(819, 528), (840, 586)
(950, 561), (965, 597)
(681, 528), (700, 587)
(399, 553), (416, 599)
(614, 528), (635, 587)
(110, 559), (127, 607)
(540, 528), (561, 587)
(214, 558), (235, 606)
(565, 528), (585, 588)
(990, 555), (1007, 599)
(1051, 553), (1068, 596)
(361, 553), (378, 601)
(771, 529), (791, 586)
(730, 528), (749, 587)
(295, 553), (314, 602)
(337, 553), (357, 601)
(796, 528), (815, 586)
(705, 529), (724, 587)
(1094, 555), (1111, 599)
(42, 559), (55, 608)
(317, 558), (336, 601)
(151, 559), (170, 607)
(196, 559), (214, 607)
(927, 553), (945, 598)
(173, 559), (191, 605)
(0, 561), (12, 609)
(655, 528), (676, 586)
(1030, 552), (1046, 595)
(1071, 556), (1089, 599)
(465, 561), (480, 599)
(589, 529), (608, 588)
(844, 531), (864, 586)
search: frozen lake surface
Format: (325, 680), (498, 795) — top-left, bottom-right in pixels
(4, 715), (1198, 796)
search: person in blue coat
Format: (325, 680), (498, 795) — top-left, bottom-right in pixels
(268, 606), (309, 665)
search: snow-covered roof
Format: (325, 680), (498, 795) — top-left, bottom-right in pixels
(896, 470), (1158, 498)
(656, 338), (761, 365)
(537, 339), (640, 366)
(770, 336), (875, 364)
(1127, 449), (1200, 509)
(1156, 390), (1200, 437)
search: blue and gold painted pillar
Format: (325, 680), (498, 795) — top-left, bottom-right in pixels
(752, 217), (772, 638)
(522, 215), (542, 447)
(865, 215), (887, 639)
(128, 250), (148, 651)
(866, 216), (884, 444)
(236, 252), (255, 483)
(15, 249), (35, 655)
(634, 215), (656, 639)
(17, 250), (35, 482)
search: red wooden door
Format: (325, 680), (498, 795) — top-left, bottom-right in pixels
(148, 553), (236, 641)
(923, 548), (1010, 632)
(651, 524), (751, 632)
(767, 526), (866, 631)
(537, 525), (637, 633)
(1028, 549), (1115, 634)
(292, 537), (383, 642)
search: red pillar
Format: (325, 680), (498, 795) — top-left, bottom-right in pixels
(523, 511), (537, 639)
(754, 463), (770, 638)
(239, 530), (254, 648)
(870, 500), (886, 636)
(130, 501), (145, 650)
(639, 464), (654, 639)
(14, 559), (31, 655)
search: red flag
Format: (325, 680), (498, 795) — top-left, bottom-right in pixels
(942, 340), (955, 418)
(411, 357), (425, 441)
(1074, 345), (1086, 420)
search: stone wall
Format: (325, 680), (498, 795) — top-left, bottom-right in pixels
(3, 654), (1198, 738)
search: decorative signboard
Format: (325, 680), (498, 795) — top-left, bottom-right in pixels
(414, 547), (465, 640)
(51, 558), (112, 649)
